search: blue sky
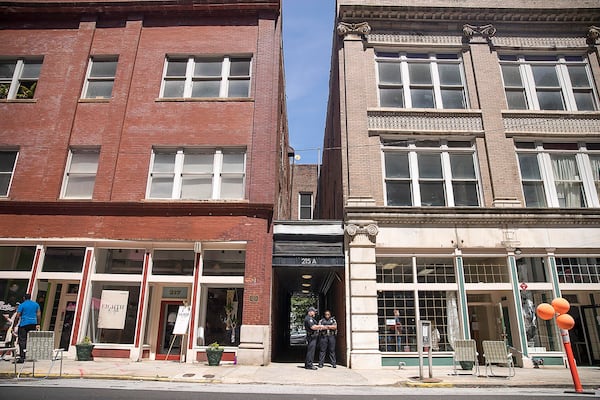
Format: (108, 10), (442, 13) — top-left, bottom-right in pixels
(282, 0), (335, 164)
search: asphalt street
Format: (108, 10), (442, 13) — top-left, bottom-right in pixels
(0, 380), (597, 399)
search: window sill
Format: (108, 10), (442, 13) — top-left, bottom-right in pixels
(143, 199), (248, 203)
(79, 98), (111, 103)
(155, 97), (254, 103)
(0, 98), (37, 103)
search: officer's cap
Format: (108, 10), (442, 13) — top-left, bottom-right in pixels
(308, 306), (318, 313)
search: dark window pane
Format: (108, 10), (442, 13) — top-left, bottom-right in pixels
(453, 182), (479, 206)
(574, 91), (596, 111)
(229, 59), (251, 76)
(194, 60), (222, 76)
(192, 80), (220, 97)
(85, 81), (114, 98)
(380, 88), (404, 107)
(506, 90), (527, 109)
(42, 247), (85, 272)
(408, 63), (431, 84)
(441, 88), (465, 109)
(532, 65), (559, 87)
(385, 152), (409, 178)
(501, 65), (522, 86)
(378, 62), (402, 84)
(537, 90), (564, 110)
(567, 65), (591, 87)
(438, 64), (462, 85)
(21, 61), (42, 79)
(163, 80), (185, 97)
(523, 182), (547, 207)
(411, 88), (434, 108)
(518, 154), (541, 179)
(420, 182), (445, 206)
(450, 154), (475, 179)
(90, 60), (117, 77)
(386, 181), (412, 206)
(166, 60), (188, 77)
(228, 80), (249, 97)
(418, 153), (442, 178)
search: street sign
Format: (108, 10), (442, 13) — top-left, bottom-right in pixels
(519, 282), (528, 291)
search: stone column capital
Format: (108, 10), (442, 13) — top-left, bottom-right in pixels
(588, 26), (600, 46)
(337, 21), (371, 38)
(345, 222), (378, 245)
(462, 23), (496, 43)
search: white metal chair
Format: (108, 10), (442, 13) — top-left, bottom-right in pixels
(482, 340), (515, 377)
(451, 339), (479, 376)
(17, 331), (64, 379)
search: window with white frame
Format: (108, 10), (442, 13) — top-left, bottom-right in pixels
(82, 57), (118, 99)
(500, 55), (598, 111)
(516, 142), (600, 208)
(147, 148), (246, 200)
(61, 148), (100, 199)
(376, 52), (467, 109)
(383, 139), (480, 207)
(299, 192), (313, 220)
(0, 150), (18, 196)
(0, 58), (42, 100)
(160, 56), (251, 99)
(555, 257), (600, 284)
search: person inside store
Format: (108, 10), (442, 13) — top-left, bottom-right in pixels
(12, 293), (41, 363)
(303, 306), (323, 370)
(318, 309), (337, 368)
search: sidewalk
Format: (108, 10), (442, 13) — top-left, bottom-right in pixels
(1, 356), (599, 390)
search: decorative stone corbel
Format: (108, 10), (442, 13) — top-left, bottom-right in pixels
(337, 22), (371, 38)
(345, 222), (378, 245)
(462, 23), (497, 43)
(587, 26), (600, 46)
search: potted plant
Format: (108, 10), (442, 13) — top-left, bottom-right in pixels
(205, 342), (224, 366)
(75, 336), (95, 361)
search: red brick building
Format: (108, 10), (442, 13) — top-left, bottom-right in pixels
(0, 0), (289, 365)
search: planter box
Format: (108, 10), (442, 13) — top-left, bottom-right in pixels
(206, 349), (223, 366)
(76, 344), (95, 361)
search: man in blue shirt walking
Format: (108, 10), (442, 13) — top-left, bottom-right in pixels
(12, 293), (41, 363)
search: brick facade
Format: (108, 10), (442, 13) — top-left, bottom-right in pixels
(0, 0), (288, 365)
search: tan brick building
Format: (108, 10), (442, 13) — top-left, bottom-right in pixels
(0, 0), (289, 365)
(321, 0), (600, 369)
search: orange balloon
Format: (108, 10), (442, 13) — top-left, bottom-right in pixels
(536, 303), (555, 320)
(556, 313), (575, 330)
(552, 297), (570, 315)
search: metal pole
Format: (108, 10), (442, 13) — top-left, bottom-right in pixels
(561, 329), (583, 393)
(417, 321), (423, 380)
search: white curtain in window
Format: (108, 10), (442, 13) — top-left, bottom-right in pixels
(446, 291), (460, 350)
(590, 155), (600, 200)
(551, 155), (583, 207)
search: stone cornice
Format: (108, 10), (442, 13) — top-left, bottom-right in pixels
(345, 207), (600, 227)
(0, 201), (274, 221)
(338, 6), (600, 25)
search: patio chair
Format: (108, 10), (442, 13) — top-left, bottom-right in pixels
(17, 331), (64, 379)
(0, 346), (18, 376)
(482, 340), (515, 378)
(451, 339), (479, 376)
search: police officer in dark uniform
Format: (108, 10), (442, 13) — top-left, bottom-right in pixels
(318, 310), (337, 368)
(304, 306), (323, 370)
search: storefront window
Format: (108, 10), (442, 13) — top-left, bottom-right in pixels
(520, 290), (560, 351)
(86, 282), (140, 344)
(95, 249), (144, 274)
(204, 287), (243, 346)
(0, 246), (35, 271)
(378, 290), (458, 352)
(416, 257), (455, 283)
(463, 257), (510, 283)
(556, 257), (600, 283)
(0, 279), (28, 344)
(202, 250), (245, 276)
(152, 250), (194, 276)
(376, 258), (413, 283)
(42, 247), (85, 272)
(517, 257), (547, 283)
